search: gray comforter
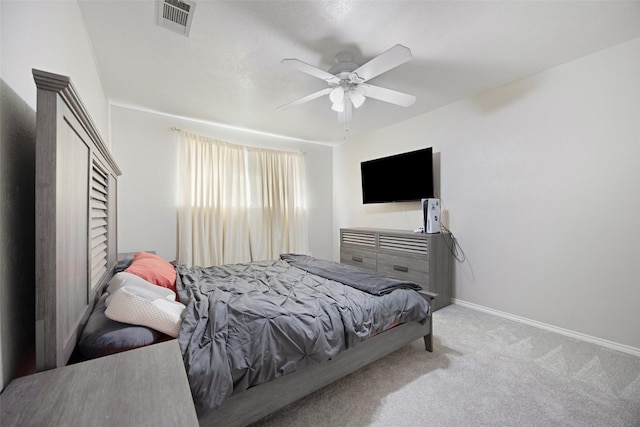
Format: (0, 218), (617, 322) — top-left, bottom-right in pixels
(175, 255), (430, 415)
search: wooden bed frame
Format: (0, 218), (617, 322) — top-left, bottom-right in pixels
(33, 69), (121, 371)
(33, 69), (434, 426)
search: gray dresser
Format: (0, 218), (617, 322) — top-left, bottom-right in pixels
(340, 227), (453, 310)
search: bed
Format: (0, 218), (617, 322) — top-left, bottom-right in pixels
(33, 69), (435, 426)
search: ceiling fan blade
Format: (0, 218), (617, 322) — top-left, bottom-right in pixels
(351, 44), (413, 83)
(360, 84), (416, 107)
(281, 59), (341, 84)
(277, 88), (332, 111)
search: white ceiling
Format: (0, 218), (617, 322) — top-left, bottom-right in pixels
(78, 1), (640, 144)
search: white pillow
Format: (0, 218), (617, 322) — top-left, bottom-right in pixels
(105, 287), (185, 337)
(105, 272), (175, 306)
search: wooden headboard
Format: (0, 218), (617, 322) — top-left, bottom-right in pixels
(33, 69), (121, 371)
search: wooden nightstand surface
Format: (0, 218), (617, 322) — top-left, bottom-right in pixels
(1, 340), (198, 426)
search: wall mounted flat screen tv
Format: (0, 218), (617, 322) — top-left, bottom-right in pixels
(361, 147), (434, 204)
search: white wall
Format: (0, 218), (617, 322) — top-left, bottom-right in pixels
(0, 1), (109, 389)
(334, 37), (640, 352)
(110, 105), (334, 261)
(1, 0), (110, 143)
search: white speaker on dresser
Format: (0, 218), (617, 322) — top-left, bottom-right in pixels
(422, 198), (441, 234)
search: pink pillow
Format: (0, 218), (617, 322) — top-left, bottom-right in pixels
(125, 252), (177, 297)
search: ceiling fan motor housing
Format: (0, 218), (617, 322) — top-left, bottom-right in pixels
(328, 62), (364, 85)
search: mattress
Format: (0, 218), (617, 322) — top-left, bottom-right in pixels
(175, 254), (431, 415)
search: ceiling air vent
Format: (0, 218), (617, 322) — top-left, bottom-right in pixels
(156, 0), (195, 37)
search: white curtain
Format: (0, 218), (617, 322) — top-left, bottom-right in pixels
(245, 147), (309, 261)
(177, 131), (309, 267)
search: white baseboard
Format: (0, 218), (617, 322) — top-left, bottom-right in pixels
(451, 298), (640, 358)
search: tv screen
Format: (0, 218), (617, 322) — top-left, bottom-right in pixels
(361, 147), (434, 204)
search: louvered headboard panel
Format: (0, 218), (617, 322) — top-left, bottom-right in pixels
(33, 69), (121, 371)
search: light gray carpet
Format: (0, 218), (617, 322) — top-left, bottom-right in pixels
(251, 304), (640, 427)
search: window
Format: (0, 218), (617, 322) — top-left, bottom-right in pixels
(177, 131), (309, 266)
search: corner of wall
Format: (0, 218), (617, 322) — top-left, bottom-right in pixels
(0, 79), (37, 389)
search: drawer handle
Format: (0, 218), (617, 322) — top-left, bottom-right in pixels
(393, 265), (409, 273)
(352, 256), (363, 263)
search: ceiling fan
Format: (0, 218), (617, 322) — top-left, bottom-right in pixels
(277, 44), (416, 131)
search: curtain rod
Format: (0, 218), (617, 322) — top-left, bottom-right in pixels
(170, 127), (306, 155)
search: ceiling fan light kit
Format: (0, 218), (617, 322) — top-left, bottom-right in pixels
(329, 85), (345, 105)
(349, 87), (366, 108)
(278, 44), (417, 133)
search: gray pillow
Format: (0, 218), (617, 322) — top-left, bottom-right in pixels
(77, 293), (166, 360)
(114, 256), (134, 274)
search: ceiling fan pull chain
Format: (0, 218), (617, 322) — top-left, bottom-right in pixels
(344, 92), (352, 132)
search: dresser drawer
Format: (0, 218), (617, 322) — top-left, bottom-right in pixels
(340, 227), (451, 311)
(377, 253), (429, 289)
(340, 246), (377, 271)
